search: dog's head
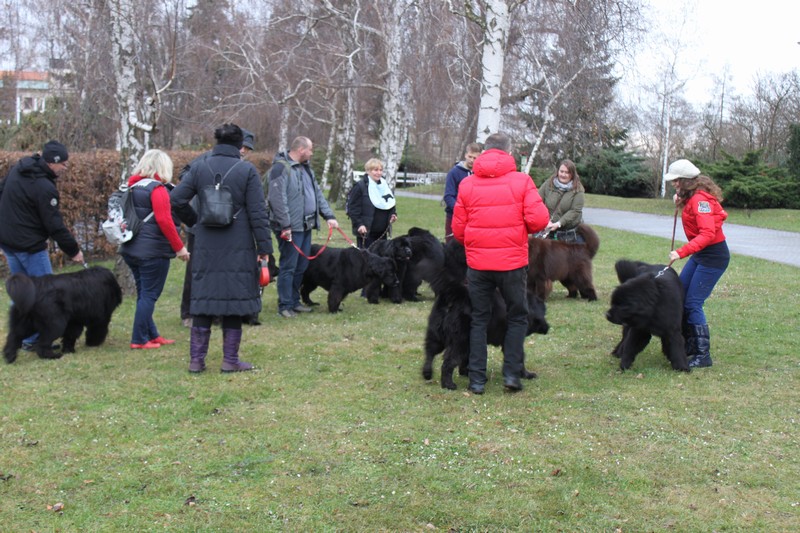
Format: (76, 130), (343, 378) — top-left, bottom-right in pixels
(365, 251), (399, 287)
(606, 273), (660, 327)
(392, 237), (413, 262)
(526, 291), (550, 335)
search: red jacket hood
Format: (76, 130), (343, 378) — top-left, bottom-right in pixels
(472, 149), (517, 178)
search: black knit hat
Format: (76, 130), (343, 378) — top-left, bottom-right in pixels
(42, 141), (69, 163)
(242, 129), (255, 151)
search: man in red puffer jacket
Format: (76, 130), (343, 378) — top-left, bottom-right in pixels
(452, 132), (550, 394)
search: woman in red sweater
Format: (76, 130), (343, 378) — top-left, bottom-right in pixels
(664, 159), (729, 368)
(120, 149), (190, 349)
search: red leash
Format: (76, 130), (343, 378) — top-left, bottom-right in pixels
(288, 226), (359, 260)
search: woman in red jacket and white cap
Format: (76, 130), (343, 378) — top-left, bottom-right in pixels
(664, 159), (730, 368)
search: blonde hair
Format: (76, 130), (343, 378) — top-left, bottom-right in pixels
(365, 158), (384, 172)
(133, 149), (174, 184)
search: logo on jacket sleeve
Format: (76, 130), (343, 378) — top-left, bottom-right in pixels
(697, 200), (711, 213)
(50, 198), (58, 207)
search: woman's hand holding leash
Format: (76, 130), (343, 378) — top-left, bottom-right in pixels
(176, 246), (190, 262)
(668, 250), (680, 263)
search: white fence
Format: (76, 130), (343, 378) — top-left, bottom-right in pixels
(351, 171), (446, 187)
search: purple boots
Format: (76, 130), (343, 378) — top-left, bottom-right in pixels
(220, 328), (253, 373)
(189, 327), (211, 373)
(189, 327), (253, 373)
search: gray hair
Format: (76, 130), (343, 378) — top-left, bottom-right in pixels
(483, 132), (512, 153)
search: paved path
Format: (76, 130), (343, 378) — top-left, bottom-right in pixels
(396, 191), (800, 268)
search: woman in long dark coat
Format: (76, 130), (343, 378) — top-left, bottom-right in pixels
(171, 124), (273, 373)
(347, 158), (397, 249)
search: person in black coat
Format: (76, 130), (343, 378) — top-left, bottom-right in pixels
(0, 140), (85, 351)
(347, 158), (397, 249)
(171, 124), (273, 373)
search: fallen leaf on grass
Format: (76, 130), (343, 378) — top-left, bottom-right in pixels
(83, 480), (94, 484)
(550, 469), (561, 477)
(0, 473), (14, 482)
(184, 495), (197, 506)
(47, 502), (64, 512)
(349, 500), (370, 507)
(635, 373), (644, 379)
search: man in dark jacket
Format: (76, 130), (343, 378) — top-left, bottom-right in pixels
(267, 136), (339, 318)
(452, 133), (549, 394)
(0, 140), (85, 350)
(443, 142), (481, 243)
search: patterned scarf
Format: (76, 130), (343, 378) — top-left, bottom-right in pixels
(368, 178), (396, 210)
(553, 177), (574, 191)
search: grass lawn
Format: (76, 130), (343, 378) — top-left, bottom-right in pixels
(1, 197), (798, 530)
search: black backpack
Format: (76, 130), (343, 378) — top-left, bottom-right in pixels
(101, 179), (161, 245)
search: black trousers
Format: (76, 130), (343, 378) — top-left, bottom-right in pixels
(466, 266), (529, 385)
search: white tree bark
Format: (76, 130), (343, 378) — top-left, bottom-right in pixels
(523, 67), (586, 174)
(336, 64), (358, 202)
(319, 105), (339, 192)
(109, 0), (154, 181)
(377, 0), (412, 188)
(475, 0), (509, 142)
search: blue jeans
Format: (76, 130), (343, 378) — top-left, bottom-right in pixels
(679, 256), (728, 325)
(1, 247), (53, 344)
(276, 230), (311, 312)
(466, 266), (529, 385)
(123, 255), (170, 344)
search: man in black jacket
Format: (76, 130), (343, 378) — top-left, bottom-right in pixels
(0, 140), (85, 350)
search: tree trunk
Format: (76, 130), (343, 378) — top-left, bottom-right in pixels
(109, 0), (152, 181)
(377, 0), (410, 188)
(475, 0), (509, 142)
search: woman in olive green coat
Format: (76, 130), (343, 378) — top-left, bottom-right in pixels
(540, 159), (585, 243)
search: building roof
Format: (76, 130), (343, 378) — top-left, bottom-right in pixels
(0, 71), (49, 82)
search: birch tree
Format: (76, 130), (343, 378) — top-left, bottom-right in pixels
(108, 0), (174, 179)
(452, 0), (515, 142)
(376, 0), (415, 187)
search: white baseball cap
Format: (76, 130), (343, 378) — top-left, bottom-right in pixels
(664, 159), (700, 181)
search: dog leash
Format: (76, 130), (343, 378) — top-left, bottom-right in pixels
(670, 206), (679, 252)
(365, 222), (394, 252)
(286, 226), (359, 261)
(656, 207), (681, 278)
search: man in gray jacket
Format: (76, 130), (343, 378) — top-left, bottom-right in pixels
(267, 136), (339, 318)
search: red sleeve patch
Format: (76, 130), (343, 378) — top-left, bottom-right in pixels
(697, 200), (711, 213)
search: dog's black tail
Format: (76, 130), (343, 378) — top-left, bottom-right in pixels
(6, 273), (37, 315)
(614, 259), (645, 284)
(576, 224), (600, 258)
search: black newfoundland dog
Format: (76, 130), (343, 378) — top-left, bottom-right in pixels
(363, 236), (413, 304)
(606, 259), (689, 372)
(398, 227), (445, 301)
(300, 245), (399, 312)
(528, 223), (600, 301)
(422, 240), (549, 390)
(4, 267), (123, 363)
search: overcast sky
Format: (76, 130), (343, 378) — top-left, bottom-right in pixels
(620, 0), (800, 105)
